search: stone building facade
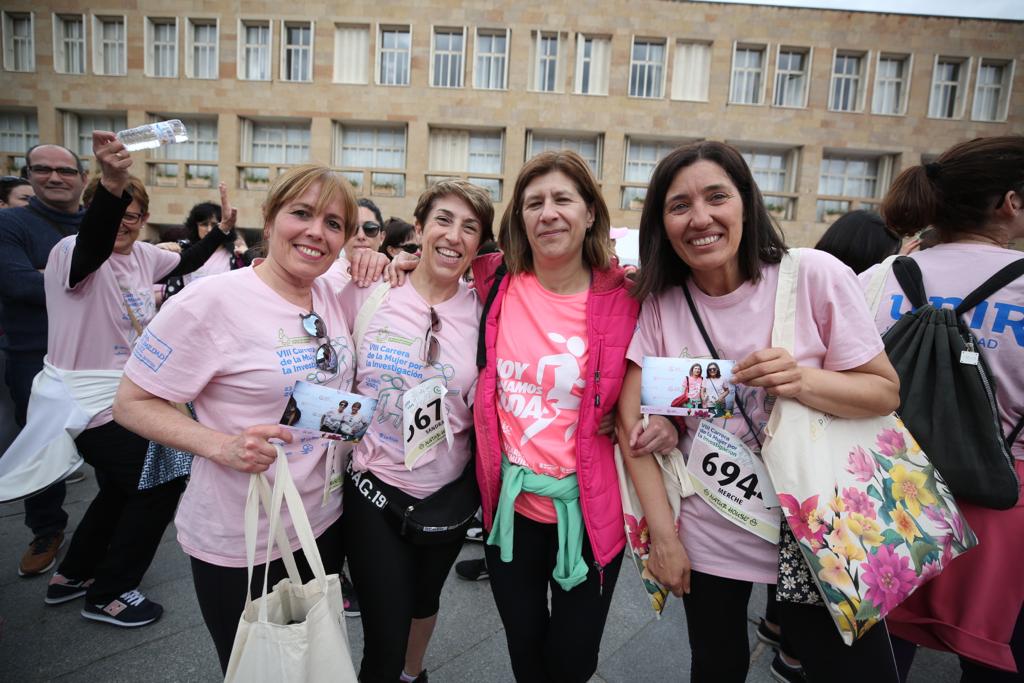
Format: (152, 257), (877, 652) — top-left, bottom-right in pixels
(1, 0), (1020, 243)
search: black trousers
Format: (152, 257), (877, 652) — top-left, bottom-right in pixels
(190, 515), (345, 674)
(57, 420), (184, 603)
(484, 512), (623, 683)
(4, 349), (67, 537)
(683, 570), (899, 683)
(341, 474), (464, 683)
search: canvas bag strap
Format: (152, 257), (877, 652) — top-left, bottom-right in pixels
(864, 254), (899, 317)
(770, 249), (802, 354)
(955, 258), (1024, 316)
(242, 470), (302, 611)
(352, 282), (391, 351)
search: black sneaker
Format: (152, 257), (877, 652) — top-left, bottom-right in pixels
(81, 590), (163, 627)
(770, 652), (806, 683)
(45, 573), (94, 604)
(757, 618), (782, 649)
(341, 572), (359, 617)
(455, 558), (489, 581)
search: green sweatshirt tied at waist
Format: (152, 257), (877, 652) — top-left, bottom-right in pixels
(486, 456), (588, 591)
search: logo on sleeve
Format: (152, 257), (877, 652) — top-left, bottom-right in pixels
(133, 329), (173, 372)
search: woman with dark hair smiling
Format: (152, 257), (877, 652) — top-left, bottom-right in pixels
(619, 141), (901, 682)
(379, 216), (420, 260)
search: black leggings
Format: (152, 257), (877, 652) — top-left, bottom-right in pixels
(683, 570), (899, 683)
(484, 512), (623, 683)
(190, 516), (344, 674)
(341, 474), (464, 683)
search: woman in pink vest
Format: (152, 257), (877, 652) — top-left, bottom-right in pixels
(471, 150), (674, 682)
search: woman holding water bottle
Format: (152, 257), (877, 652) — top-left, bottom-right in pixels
(113, 159), (388, 668)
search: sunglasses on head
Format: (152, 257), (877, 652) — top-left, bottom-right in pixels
(423, 307), (442, 365)
(359, 221), (382, 238)
(299, 311), (339, 375)
(396, 243), (419, 255)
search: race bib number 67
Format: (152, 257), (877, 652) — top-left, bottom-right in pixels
(402, 376), (453, 470)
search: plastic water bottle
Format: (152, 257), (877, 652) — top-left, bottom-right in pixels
(115, 119), (189, 151)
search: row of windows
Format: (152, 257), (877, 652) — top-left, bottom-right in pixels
(2, 12), (1015, 122)
(0, 110), (897, 222)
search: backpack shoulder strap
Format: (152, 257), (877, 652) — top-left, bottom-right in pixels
(955, 258), (1024, 316)
(476, 261), (507, 370)
(352, 282), (391, 350)
(1007, 414), (1024, 449)
(892, 256), (928, 309)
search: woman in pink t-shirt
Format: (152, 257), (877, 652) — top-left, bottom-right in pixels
(42, 132), (235, 629)
(114, 164), (373, 672)
(620, 141), (901, 683)
(867, 137), (1024, 681)
(338, 179), (493, 683)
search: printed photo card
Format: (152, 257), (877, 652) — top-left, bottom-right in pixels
(280, 380), (377, 442)
(641, 357), (737, 419)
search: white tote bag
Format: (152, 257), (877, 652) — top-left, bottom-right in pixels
(224, 446), (357, 683)
(761, 250), (976, 645)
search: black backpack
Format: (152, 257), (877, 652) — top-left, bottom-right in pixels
(883, 256), (1024, 509)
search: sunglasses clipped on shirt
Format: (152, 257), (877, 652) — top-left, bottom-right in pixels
(423, 307), (442, 365)
(359, 221), (382, 238)
(300, 310), (339, 375)
(28, 165), (81, 178)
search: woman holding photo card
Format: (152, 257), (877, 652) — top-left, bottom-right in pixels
(338, 179), (493, 683)
(619, 141), (901, 682)
(113, 165), (385, 672)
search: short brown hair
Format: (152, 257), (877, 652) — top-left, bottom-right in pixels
(499, 150), (613, 275)
(413, 179), (495, 244)
(262, 165), (359, 241)
(82, 174), (150, 214)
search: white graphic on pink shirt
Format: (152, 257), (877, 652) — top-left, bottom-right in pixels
(519, 333), (586, 445)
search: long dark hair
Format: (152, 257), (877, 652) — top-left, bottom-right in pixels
(632, 141), (787, 300)
(882, 136), (1024, 240)
(185, 202), (222, 243)
(814, 210), (900, 274)
(379, 217), (416, 259)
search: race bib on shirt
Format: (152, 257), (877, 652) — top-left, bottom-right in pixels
(686, 420), (780, 544)
(403, 376), (453, 470)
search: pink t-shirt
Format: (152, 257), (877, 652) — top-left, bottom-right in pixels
(183, 247), (233, 285)
(340, 279), (480, 498)
(320, 255), (351, 293)
(496, 273), (589, 524)
(861, 243), (1024, 459)
(627, 249), (884, 583)
(45, 235), (180, 427)
(123, 266), (357, 567)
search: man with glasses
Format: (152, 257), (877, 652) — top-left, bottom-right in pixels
(0, 144), (88, 578)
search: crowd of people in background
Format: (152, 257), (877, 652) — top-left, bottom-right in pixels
(0, 131), (1020, 683)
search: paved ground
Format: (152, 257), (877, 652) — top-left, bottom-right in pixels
(0, 472), (960, 682)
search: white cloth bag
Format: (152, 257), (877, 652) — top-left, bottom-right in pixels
(224, 445), (357, 683)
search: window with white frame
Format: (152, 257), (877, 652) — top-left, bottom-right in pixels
(378, 26), (411, 86)
(282, 21), (312, 82)
(629, 38), (665, 98)
(871, 54), (910, 115)
(333, 25), (368, 84)
(474, 29), (509, 90)
(2, 12), (34, 72)
(431, 27), (464, 88)
(622, 137), (680, 209)
(239, 20), (271, 81)
(62, 112), (127, 169)
(671, 41), (711, 102)
(527, 130), (602, 177)
(150, 116), (219, 187)
(816, 152), (894, 221)
(334, 123), (407, 197)
(574, 34), (610, 95)
(186, 19), (218, 79)
(239, 119), (310, 188)
(737, 145), (800, 220)
(146, 18), (177, 78)
(530, 32), (562, 92)
(54, 14), (86, 75)
(972, 58), (1013, 122)
(730, 44), (765, 105)
(928, 56), (970, 119)
(773, 47), (810, 108)
(830, 51), (868, 112)
(0, 112), (39, 168)
(93, 16), (126, 76)
(428, 127), (504, 200)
